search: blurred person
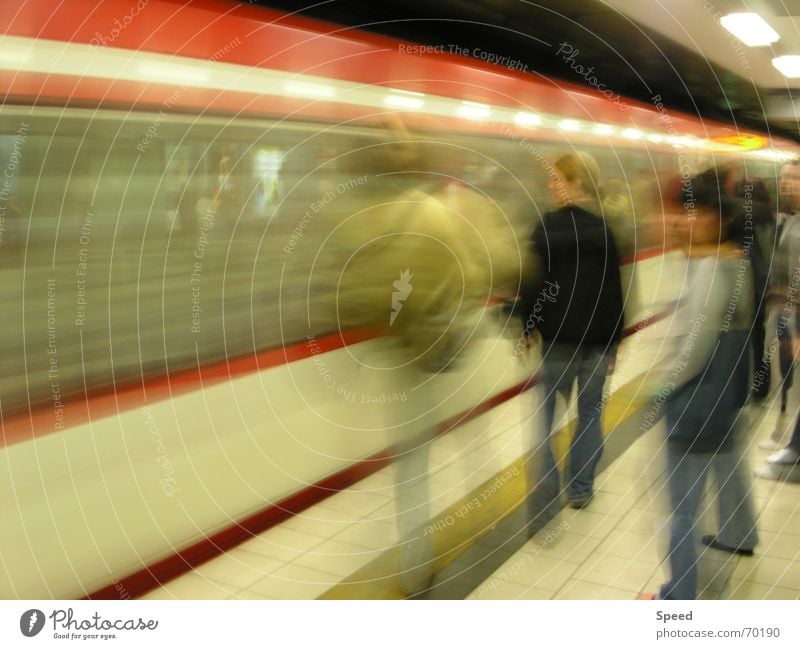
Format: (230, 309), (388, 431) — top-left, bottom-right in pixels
(522, 152), (624, 533)
(601, 178), (636, 259)
(732, 177), (777, 402)
(757, 161), (800, 422)
(213, 147), (242, 228)
(753, 161), (800, 479)
(643, 171), (758, 600)
(754, 415), (800, 480)
(765, 162), (800, 412)
(331, 120), (520, 594)
(602, 178), (633, 221)
(689, 167), (775, 407)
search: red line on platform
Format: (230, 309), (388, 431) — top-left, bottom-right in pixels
(85, 373), (541, 601)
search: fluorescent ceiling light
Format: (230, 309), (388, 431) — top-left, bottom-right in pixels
(514, 111), (541, 127)
(721, 13), (779, 47)
(457, 101), (491, 120)
(622, 128), (643, 140)
(593, 124), (614, 135)
(647, 134), (664, 143)
(773, 55), (800, 78)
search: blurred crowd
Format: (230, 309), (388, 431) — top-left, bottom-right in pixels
(322, 119), (800, 599)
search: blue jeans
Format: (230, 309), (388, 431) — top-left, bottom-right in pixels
(527, 343), (610, 530)
(659, 442), (758, 600)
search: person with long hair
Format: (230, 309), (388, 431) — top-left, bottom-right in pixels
(523, 152), (624, 532)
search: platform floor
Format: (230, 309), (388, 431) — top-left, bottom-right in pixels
(139, 321), (800, 600)
(468, 401), (800, 600)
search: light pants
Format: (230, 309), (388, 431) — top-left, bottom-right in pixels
(659, 442), (759, 600)
(391, 367), (440, 595)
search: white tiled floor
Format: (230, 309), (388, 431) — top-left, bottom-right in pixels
(469, 399), (800, 600)
(139, 320), (800, 600)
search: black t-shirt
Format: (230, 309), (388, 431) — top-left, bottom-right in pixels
(523, 204), (624, 346)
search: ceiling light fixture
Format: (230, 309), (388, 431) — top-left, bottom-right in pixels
(720, 13), (779, 47)
(773, 55), (800, 78)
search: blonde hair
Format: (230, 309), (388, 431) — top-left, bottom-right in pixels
(554, 152), (601, 200)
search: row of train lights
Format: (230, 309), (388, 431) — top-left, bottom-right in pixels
(0, 28), (793, 162)
(280, 81), (794, 162)
(373, 10), (800, 162)
(381, 90), (795, 162)
(221, 11), (800, 164)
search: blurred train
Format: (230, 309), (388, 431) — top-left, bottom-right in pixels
(0, 0), (797, 599)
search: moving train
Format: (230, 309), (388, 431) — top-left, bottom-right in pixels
(0, 0), (796, 598)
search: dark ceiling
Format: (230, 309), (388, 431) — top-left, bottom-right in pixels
(247, 0), (798, 142)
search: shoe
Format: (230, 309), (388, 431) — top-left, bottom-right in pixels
(753, 463), (783, 480)
(701, 535), (754, 556)
(758, 439), (783, 451)
(568, 496), (593, 509)
(767, 448), (800, 465)
(637, 593), (656, 600)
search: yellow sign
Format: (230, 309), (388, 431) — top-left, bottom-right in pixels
(712, 134), (766, 150)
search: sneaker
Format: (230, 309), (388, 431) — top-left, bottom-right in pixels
(767, 448), (800, 465)
(700, 535), (754, 556)
(753, 463), (783, 480)
(758, 439), (783, 451)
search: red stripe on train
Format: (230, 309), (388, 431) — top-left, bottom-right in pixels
(0, 0), (756, 138)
